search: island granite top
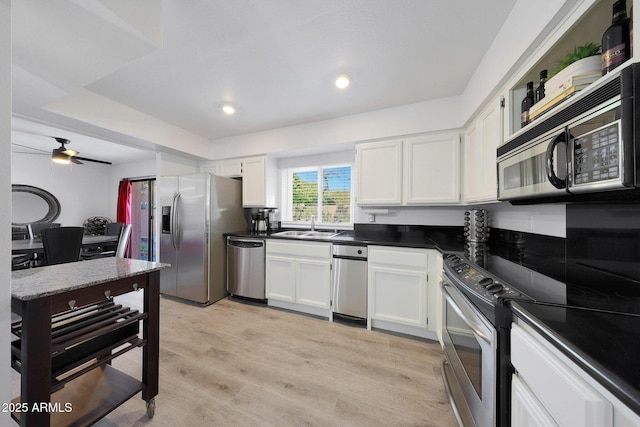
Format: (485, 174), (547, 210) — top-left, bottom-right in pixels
(11, 258), (170, 301)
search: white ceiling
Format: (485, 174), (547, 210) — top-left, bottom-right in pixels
(11, 0), (517, 164)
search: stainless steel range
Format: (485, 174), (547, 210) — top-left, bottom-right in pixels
(440, 253), (531, 427)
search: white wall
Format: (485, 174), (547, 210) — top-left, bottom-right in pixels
(488, 202), (566, 237)
(209, 96), (464, 160)
(356, 206), (468, 226)
(1, 0), (11, 420)
(108, 157), (158, 219)
(355, 203), (566, 237)
(158, 152), (199, 176)
(12, 152), (112, 226)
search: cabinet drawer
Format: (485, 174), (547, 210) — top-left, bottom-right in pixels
(368, 246), (428, 269)
(50, 274), (149, 314)
(511, 323), (612, 427)
(266, 241), (331, 259)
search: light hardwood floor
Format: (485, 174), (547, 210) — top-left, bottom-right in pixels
(47, 294), (457, 426)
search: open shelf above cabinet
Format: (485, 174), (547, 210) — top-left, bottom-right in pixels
(508, 0), (635, 137)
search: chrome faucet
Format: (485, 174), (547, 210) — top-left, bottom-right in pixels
(310, 215), (315, 231)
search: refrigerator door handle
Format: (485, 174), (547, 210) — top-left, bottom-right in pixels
(171, 192), (181, 250)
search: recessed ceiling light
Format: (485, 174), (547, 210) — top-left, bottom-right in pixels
(221, 104), (235, 115)
(335, 73), (351, 89)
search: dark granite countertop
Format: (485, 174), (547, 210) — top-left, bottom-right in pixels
(12, 258), (169, 300)
(226, 224), (465, 252)
(511, 301), (640, 416)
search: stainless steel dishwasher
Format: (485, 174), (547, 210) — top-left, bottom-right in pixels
(226, 237), (265, 300)
(332, 244), (368, 320)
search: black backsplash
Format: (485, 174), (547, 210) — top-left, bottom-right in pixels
(355, 213), (640, 308)
(488, 228), (566, 282)
(353, 223), (465, 251)
(566, 203), (640, 296)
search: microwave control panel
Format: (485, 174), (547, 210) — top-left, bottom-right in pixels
(572, 121), (621, 186)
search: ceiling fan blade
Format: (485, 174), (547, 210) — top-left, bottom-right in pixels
(11, 142), (49, 153)
(74, 156), (112, 165)
(71, 157), (84, 165)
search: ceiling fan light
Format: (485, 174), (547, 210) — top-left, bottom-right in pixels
(52, 150), (71, 165)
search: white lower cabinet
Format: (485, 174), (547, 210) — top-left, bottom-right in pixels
(511, 321), (640, 427)
(367, 246), (438, 339)
(296, 258), (331, 309)
(264, 255), (296, 302)
(265, 240), (331, 317)
(511, 375), (558, 427)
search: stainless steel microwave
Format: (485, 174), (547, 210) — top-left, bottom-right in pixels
(497, 63), (640, 203)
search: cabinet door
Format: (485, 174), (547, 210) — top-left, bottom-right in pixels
(368, 266), (427, 327)
(265, 255), (296, 302)
(218, 159), (242, 178)
(241, 157), (266, 207)
(511, 323), (613, 427)
(464, 97), (502, 203)
(296, 259), (331, 309)
(404, 133), (460, 204)
(511, 375), (559, 427)
(477, 99), (501, 202)
(463, 124), (481, 203)
(356, 140), (403, 205)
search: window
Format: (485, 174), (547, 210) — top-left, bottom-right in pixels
(281, 165), (353, 226)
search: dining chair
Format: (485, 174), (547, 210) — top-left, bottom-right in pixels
(27, 222), (60, 240)
(12, 227), (33, 269)
(115, 224), (132, 258)
(81, 222), (124, 259)
(41, 226), (84, 266)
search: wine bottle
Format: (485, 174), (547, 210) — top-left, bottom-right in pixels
(521, 82), (535, 128)
(534, 69), (547, 104)
(602, 0), (630, 75)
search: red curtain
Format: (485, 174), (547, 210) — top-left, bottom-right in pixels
(116, 180), (132, 257)
(116, 179), (132, 224)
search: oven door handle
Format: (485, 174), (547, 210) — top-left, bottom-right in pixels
(441, 281), (492, 344)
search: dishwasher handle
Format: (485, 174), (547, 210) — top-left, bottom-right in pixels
(228, 239), (264, 248)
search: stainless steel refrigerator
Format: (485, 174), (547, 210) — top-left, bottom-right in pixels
(159, 173), (246, 304)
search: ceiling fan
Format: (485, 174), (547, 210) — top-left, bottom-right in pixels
(12, 137), (112, 165)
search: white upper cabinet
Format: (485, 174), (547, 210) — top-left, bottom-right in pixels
(356, 133), (461, 206)
(356, 139), (403, 205)
(463, 96), (503, 204)
(217, 159), (242, 178)
(201, 155), (277, 207)
(241, 156), (278, 208)
(199, 158), (242, 178)
(404, 133), (460, 204)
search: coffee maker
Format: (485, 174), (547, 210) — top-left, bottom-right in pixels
(251, 211), (267, 233)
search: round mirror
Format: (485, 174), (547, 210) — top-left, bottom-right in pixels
(11, 184), (61, 225)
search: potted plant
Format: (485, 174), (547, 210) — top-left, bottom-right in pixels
(544, 42), (602, 96)
(548, 42), (602, 78)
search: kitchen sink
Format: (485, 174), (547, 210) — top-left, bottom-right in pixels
(272, 230), (340, 239)
(273, 230), (311, 237)
(304, 231), (340, 238)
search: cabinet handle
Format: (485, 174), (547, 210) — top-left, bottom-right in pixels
(132, 283), (140, 292)
(104, 290), (113, 301)
(68, 300), (77, 310)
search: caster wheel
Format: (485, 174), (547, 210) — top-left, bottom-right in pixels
(146, 398), (156, 419)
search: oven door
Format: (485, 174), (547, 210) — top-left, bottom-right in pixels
(441, 278), (497, 427)
(497, 127), (569, 201)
